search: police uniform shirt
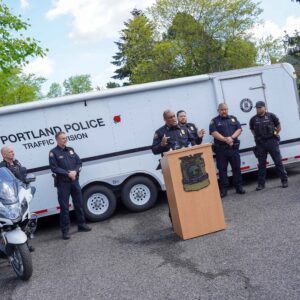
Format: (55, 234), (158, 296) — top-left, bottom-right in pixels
(49, 146), (82, 177)
(249, 112), (280, 139)
(152, 124), (194, 155)
(209, 115), (241, 145)
(184, 122), (202, 145)
(0, 159), (27, 182)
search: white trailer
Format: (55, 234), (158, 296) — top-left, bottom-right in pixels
(0, 63), (299, 221)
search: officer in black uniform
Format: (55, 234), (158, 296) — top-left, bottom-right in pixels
(249, 101), (288, 190)
(49, 132), (91, 240)
(0, 145), (27, 183)
(0, 145), (35, 252)
(152, 109), (195, 223)
(177, 110), (205, 145)
(209, 103), (245, 198)
(152, 109), (195, 156)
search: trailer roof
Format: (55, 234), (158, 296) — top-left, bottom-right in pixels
(0, 63), (294, 116)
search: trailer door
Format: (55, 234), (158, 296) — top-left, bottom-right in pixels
(220, 74), (266, 149)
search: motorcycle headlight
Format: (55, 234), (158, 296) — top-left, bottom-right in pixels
(0, 202), (21, 222)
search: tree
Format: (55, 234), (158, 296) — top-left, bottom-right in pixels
(148, 0), (262, 41)
(47, 82), (62, 98)
(106, 82), (121, 88)
(256, 35), (283, 65)
(111, 9), (155, 83)
(111, 0), (263, 84)
(283, 31), (300, 91)
(0, 1), (46, 71)
(63, 75), (93, 95)
(0, 69), (45, 106)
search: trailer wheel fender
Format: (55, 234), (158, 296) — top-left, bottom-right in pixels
(82, 185), (117, 222)
(121, 176), (158, 212)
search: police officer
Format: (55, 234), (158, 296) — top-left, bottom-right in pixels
(0, 145), (35, 252)
(152, 109), (195, 156)
(49, 132), (91, 240)
(209, 103), (245, 198)
(249, 101), (288, 190)
(152, 109), (195, 223)
(0, 145), (27, 183)
(177, 110), (205, 145)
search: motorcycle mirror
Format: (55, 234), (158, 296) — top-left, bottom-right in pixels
(25, 173), (36, 184)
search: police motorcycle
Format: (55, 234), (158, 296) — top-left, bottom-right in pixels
(0, 167), (37, 280)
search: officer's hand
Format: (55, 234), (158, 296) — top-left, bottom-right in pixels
(197, 129), (205, 138)
(68, 171), (77, 181)
(225, 137), (233, 146)
(161, 134), (170, 147)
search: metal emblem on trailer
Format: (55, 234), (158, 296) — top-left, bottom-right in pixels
(240, 98), (253, 113)
(179, 153), (210, 192)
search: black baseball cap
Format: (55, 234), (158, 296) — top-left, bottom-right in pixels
(255, 101), (266, 108)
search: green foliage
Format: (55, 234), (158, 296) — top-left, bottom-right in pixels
(131, 41), (182, 83)
(256, 36), (283, 64)
(282, 31), (300, 91)
(148, 0), (262, 40)
(0, 69), (45, 106)
(63, 74), (93, 96)
(112, 9), (155, 83)
(0, 1), (46, 71)
(112, 0), (263, 84)
(47, 82), (62, 98)
(106, 82), (121, 88)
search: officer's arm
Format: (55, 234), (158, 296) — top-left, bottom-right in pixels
(74, 152), (82, 173)
(193, 126), (203, 145)
(231, 128), (242, 139)
(249, 118), (255, 136)
(49, 152), (69, 176)
(210, 119), (226, 142)
(16, 160), (28, 182)
(151, 131), (170, 155)
(232, 119), (242, 139)
(187, 129), (197, 146)
(211, 131), (227, 142)
(271, 113), (281, 133)
(194, 136), (202, 145)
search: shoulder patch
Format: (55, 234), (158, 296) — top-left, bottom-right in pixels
(153, 133), (158, 139)
(49, 152), (54, 158)
(210, 120), (214, 125)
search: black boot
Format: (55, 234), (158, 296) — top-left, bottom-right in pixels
(62, 231), (71, 240)
(256, 184), (265, 191)
(220, 190), (227, 198)
(78, 224), (91, 232)
(282, 181), (288, 188)
(236, 187), (246, 194)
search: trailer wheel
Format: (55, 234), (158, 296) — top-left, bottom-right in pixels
(121, 176), (158, 212)
(82, 185), (117, 222)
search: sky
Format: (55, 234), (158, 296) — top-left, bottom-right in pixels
(4, 0), (300, 95)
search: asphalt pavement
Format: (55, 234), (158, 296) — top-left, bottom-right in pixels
(1, 165), (300, 300)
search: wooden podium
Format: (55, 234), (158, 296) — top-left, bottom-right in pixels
(161, 144), (226, 240)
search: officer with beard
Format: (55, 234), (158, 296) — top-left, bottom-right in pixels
(209, 103), (245, 198)
(177, 110), (205, 145)
(249, 101), (288, 190)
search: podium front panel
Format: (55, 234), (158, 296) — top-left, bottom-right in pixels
(161, 144), (226, 240)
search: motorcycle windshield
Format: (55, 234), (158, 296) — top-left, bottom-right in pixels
(0, 167), (18, 205)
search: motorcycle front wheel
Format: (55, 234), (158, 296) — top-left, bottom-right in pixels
(10, 243), (33, 280)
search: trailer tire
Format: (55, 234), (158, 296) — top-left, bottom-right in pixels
(82, 185), (117, 222)
(121, 176), (158, 212)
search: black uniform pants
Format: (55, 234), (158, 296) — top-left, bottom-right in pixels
(57, 179), (86, 233)
(256, 138), (288, 186)
(215, 147), (243, 191)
